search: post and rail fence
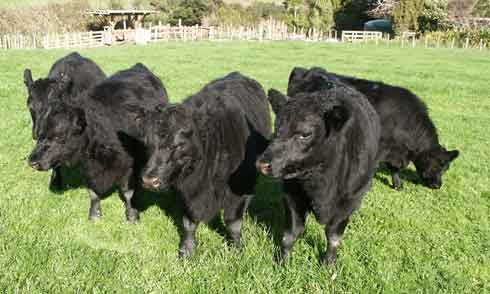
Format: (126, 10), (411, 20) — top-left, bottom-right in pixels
(1, 24), (488, 52)
(341, 31), (382, 43)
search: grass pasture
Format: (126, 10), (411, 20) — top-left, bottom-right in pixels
(0, 42), (489, 293)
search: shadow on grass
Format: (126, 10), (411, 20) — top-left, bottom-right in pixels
(48, 160), (287, 255)
(247, 175), (285, 257)
(133, 187), (185, 238)
(374, 164), (422, 189)
(129, 175), (287, 256)
(48, 164), (86, 194)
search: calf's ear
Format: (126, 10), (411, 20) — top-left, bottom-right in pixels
(24, 69), (34, 89)
(324, 105), (349, 132)
(287, 67), (308, 96)
(446, 150), (459, 162)
(288, 67), (308, 85)
(268, 89), (288, 114)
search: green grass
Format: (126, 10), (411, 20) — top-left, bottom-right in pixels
(0, 42), (489, 293)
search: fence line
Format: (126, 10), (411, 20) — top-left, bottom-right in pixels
(42, 31), (105, 49)
(0, 33), (42, 49)
(341, 31), (382, 42)
(363, 34), (489, 51)
(148, 22), (336, 43)
(1, 25), (488, 52)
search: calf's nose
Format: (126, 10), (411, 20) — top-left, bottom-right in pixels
(28, 160), (41, 170)
(142, 176), (161, 189)
(256, 159), (272, 176)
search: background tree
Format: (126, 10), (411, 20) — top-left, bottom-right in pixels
(168, 0), (210, 25)
(473, 0), (490, 17)
(283, 0), (309, 29)
(368, 0), (396, 18)
(308, 0), (339, 31)
(448, 0), (477, 20)
(392, 0), (424, 32)
(334, 0), (377, 30)
(418, 0), (451, 32)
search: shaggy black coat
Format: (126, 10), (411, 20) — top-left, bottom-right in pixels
(28, 63), (168, 222)
(24, 52), (106, 139)
(256, 83), (380, 264)
(23, 52), (106, 190)
(141, 72), (271, 257)
(287, 67), (459, 190)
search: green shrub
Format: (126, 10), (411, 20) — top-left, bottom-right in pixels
(334, 0), (376, 31)
(422, 28), (490, 47)
(418, 0), (451, 33)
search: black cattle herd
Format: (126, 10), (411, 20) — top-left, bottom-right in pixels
(24, 52), (459, 264)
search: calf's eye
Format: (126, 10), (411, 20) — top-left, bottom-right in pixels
(298, 133), (312, 140)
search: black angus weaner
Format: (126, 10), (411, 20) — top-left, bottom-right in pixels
(256, 82), (380, 265)
(28, 63), (168, 222)
(23, 52), (106, 190)
(288, 67), (459, 190)
(141, 72), (271, 257)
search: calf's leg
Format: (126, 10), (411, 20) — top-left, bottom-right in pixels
(121, 188), (140, 223)
(224, 195), (252, 247)
(179, 214), (199, 258)
(387, 163), (402, 190)
(323, 217), (350, 265)
(281, 193), (308, 261)
(119, 172), (139, 222)
(88, 189), (102, 221)
(392, 171), (402, 191)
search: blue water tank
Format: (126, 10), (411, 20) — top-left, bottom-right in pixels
(364, 19), (394, 36)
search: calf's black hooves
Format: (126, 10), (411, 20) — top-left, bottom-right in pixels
(178, 247), (194, 259)
(126, 209), (140, 223)
(392, 184), (403, 191)
(178, 241), (196, 259)
(88, 213), (102, 222)
(228, 235), (243, 249)
(276, 250), (290, 265)
(88, 207), (102, 221)
(322, 253), (337, 266)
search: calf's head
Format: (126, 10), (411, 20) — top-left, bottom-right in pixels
(287, 67), (335, 96)
(28, 102), (86, 171)
(414, 147), (459, 189)
(257, 88), (349, 179)
(23, 69), (72, 139)
(141, 105), (201, 191)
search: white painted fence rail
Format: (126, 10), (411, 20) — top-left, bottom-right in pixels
(1, 25), (488, 52)
(42, 31), (105, 49)
(342, 31), (383, 42)
(0, 33), (41, 49)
